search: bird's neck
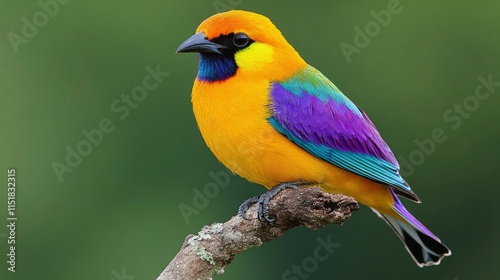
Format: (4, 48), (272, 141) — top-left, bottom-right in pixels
(197, 53), (237, 82)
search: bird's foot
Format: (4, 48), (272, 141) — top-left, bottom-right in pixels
(238, 182), (309, 222)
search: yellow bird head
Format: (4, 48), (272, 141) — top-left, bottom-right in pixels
(176, 10), (307, 82)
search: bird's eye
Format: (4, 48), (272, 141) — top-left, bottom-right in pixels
(233, 33), (250, 48)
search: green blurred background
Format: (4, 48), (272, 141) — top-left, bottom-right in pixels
(1, 0), (499, 279)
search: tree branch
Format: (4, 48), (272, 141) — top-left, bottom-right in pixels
(157, 187), (359, 280)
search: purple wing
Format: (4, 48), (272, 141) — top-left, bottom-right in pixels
(268, 66), (418, 200)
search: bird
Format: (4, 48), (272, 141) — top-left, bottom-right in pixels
(176, 10), (451, 267)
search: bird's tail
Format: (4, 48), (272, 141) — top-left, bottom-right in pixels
(372, 191), (451, 267)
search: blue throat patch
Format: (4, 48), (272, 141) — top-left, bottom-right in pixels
(197, 53), (237, 82)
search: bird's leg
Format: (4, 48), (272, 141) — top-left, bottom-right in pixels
(238, 182), (310, 222)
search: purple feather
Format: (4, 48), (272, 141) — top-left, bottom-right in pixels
(270, 82), (398, 166)
(391, 190), (439, 240)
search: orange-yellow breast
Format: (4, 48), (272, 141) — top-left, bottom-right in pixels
(191, 76), (395, 213)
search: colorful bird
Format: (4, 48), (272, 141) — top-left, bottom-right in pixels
(176, 10), (451, 267)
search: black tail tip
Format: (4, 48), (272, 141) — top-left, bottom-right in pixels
(404, 230), (452, 267)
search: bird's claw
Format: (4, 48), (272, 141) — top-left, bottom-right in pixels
(238, 182), (308, 223)
(238, 196), (259, 220)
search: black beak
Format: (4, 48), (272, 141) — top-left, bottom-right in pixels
(176, 32), (226, 54)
